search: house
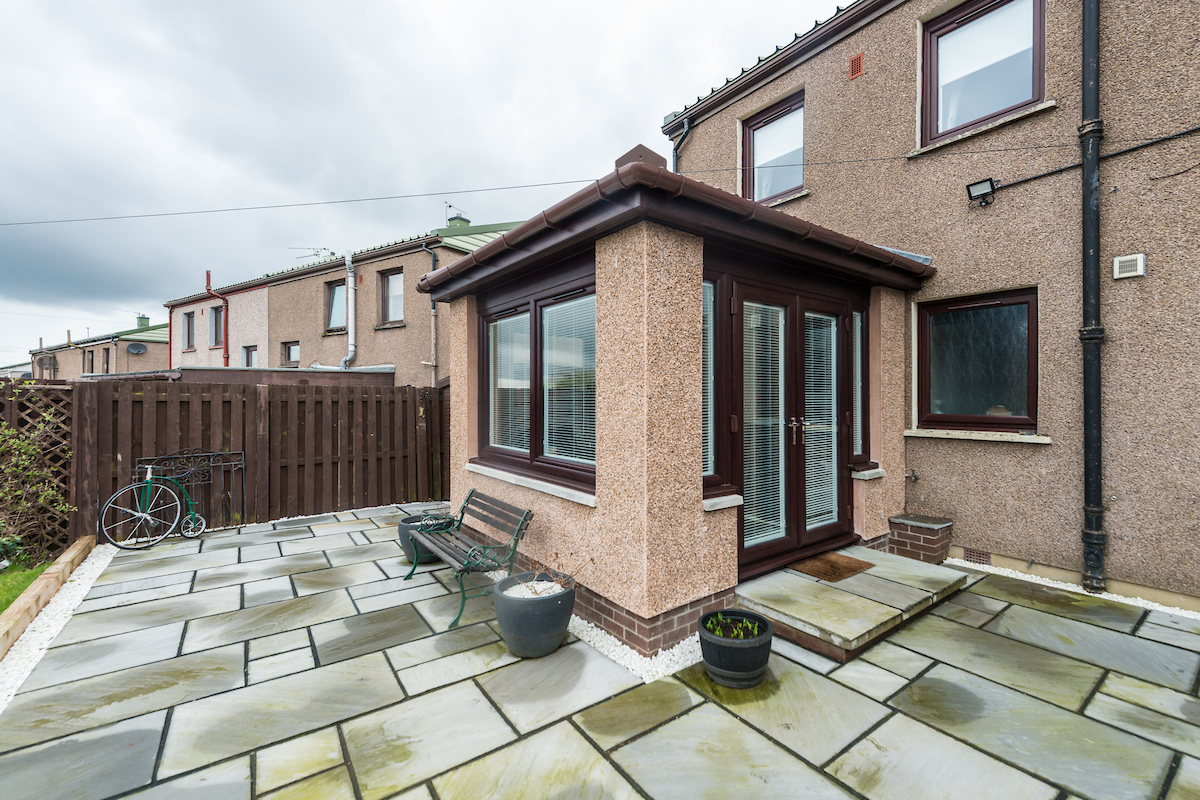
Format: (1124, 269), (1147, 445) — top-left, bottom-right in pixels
(164, 216), (520, 386)
(28, 317), (169, 381)
(0, 363), (31, 380)
(421, 0), (1200, 657)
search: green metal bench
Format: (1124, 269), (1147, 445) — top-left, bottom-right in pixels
(402, 488), (534, 629)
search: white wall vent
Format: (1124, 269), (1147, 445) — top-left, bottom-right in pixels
(1113, 253), (1146, 279)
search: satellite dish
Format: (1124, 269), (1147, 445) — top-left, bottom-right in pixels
(127, 342), (148, 355)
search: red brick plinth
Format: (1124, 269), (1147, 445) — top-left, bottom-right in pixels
(887, 514), (954, 563)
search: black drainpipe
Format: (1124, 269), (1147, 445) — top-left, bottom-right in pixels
(1079, 0), (1105, 592)
(672, 118), (691, 172)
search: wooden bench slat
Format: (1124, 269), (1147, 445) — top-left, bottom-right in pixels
(470, 492), (527, 519)
(464, 495), (524, 523)
(463, 507), (524, 535)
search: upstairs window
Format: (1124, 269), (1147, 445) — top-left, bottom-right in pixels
(743, 92), (805, 202)
(326, 280), (347, 331)
(923, 0), (1044, 146)
(183, 312), (195, 350)
(381, 270), (404, 324)
(210, 306), (224, 346)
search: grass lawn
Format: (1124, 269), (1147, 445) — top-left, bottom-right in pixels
(0, 563), (50, 615)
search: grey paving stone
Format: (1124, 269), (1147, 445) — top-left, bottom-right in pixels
(249, 647), (315, 684)
(841, 545), (966, 593)
(239, 543), (282, 562)
(478, 641), (641, 734)
(433, 568), (494, 592)
(397, 641), (520, 695)
(822, 571), (934, 614)
(1166, 756), (1200, 800)
(435, 721), (638, 799)
(949, 591), (1009, 615)
(342, 680), (516, 800)
(192, 552), (329, 591)
(111, 540), (202, 562)
(53, 587), (242, 647)
(891, 664), (1172, 800)
(279, 533), (357, 555)
(395, 787), (434, 800)
(771, 636), (839, 674)
(364, 527), (403, 543)
(737, 569), (900, 650)
(860, 641), (934, 679)
(201, 529), (314, 552)
(347, 572), (437, 600)
(323, 541), (403, 567)
(354, 582), (448, 613)
(376, 557), (446, 579)
(93, 549), (239, 586)
(384, 622), (500, 670)
(127, 756), (251, 799)
(830, 659), (911, 701)
(244, 576), (295, 607)
(971, 573), (1144, 632)
(931, 601), (996, 627)
(0, 711), (165, 800)
(275, 513), (337, 528)
(262, 765), (356, 800)
(183, 590), (357, 654)
(679, 654), (888, 764)
(1148, 610), (1200, 637)
(612, 703), (853, 800)
(1139, 622), (1200, 652)
(256, 727), (344, 794)
(19, 622), (184, 693)
(1100, 672), (1200, 725)
(311, 602), (432, 665)
(74, 581), (192, 614)
(309, 519), (380, 535)
(411, 591), (496, 632)
(84, 570), (194, 599)
(573, 679), (704, 750)
(250, 629), (312, 661)
(348, 530), (371, 545)
(159, 653), (403, 778)
(0, 646), (243, 753)
(352, 504), (403, 519)
(986, 603), (1200, 691)
(828, 713), (1058, 800)
(1087, 693), (1200, 757)
(890, 614), (1103, 709)
(293, 561), (387, 596)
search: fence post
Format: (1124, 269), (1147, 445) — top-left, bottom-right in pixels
(256, 384), (270, 523)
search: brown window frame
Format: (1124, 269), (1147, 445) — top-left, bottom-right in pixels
(702, 272), (737, 498)
(379, 269), (404, 325)
(475, 262), (597, 494)
(183, 312), (195, 351)
(102, 347), (110, 374)
(741, 91), (805, 204)
(210, 305), (224, 347)
(917, 288), (1038, 432)
(281, 341), (300, 367)
(84, 349), (93, 374)
(325, 279), (347, 333)
(243, 345), (257, 367)
(921, 0), (1045, 148)
(848, 308), (873, 469)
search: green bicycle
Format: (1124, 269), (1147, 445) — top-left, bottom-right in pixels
(99, 464), (207, 549)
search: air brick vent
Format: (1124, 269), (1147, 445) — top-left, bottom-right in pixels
(1113, 253), (1146, 279)
(849, 53), (864, 80)
(962, 548), (991, 565)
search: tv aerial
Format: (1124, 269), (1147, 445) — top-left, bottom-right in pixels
(289, 247), (335, 260)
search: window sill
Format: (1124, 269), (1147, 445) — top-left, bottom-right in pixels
(904, 429), (1052, 445)
(908, 100), (1059, 158)
(851, 468), (886, 481)
(375, 321), (406, 331)
(182, 348), (196, 353)
(702, 494), (743, 512)
(465, 462), (596, 507)
(764, 188), (810, 207)
(280, 363), (299, 369)
(323, 330), (347, 337)
(209, 345), (224, 350)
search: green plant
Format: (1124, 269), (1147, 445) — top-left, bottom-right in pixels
(705, 612), (761, 640)
(0, 401), (74, 563)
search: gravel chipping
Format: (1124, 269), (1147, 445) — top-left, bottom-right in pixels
(503, 580), (565, 598)
(0, 543), (117, 716)
(567, 615), (702, 684)
(945, 557), (1200, 620)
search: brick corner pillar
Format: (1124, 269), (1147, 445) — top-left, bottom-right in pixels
(886, 514), (953, 564)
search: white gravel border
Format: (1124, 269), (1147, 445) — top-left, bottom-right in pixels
(945, 557), (1200, 620)
(568, 616), (702, 684)
(0, 543), (118, 717)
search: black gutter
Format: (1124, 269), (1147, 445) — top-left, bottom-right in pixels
(1079, 0), (1105, 592)
(672, 118), (691, 172)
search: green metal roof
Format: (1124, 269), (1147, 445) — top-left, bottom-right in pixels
(34, 323), (169, 354)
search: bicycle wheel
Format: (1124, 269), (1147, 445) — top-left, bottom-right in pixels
(100, 481), (182, 549)
(179, 513), (207, 538)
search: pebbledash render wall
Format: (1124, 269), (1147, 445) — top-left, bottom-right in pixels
(447, 222), (739, 634)
(171, 288), (268, 368)
(668, 0), (1200, 594)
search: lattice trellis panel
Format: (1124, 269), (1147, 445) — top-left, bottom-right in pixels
(0, 381), (73, 554)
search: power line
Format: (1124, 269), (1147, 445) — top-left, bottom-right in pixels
(0, 309), (141, 324)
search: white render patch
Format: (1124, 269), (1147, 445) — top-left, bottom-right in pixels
(0, 544), (118, 717)
(567, 616), (701, 684)
(944, 558), (1200, 621)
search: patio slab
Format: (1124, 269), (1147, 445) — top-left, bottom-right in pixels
(573, 678), (704, 750)
(310, 603), (432, 665)
(125, 757), (250, 800)
(1098, 672), (1200, 724)
(971, 573), (1145, 632)
(182, 590), (357, 653)
(397, 640), (519, 694)
(53, 586), (241, 647)
(859, 641), (934, 679)
(192, 552), (331, 591)
(18, 622), (185, 693)
(256, 727), (344, 794)
(264, 766), (355, 800)
(384, 621), (500, 670)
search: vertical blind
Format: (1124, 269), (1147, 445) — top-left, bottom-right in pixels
(805, 313), (839, 529)
(489, 313), (530, 452)
(851, 311), (864, 456)
(743, 301), (787, 548)
(702, 281), (715, 476)
(542, 295), (596, 464)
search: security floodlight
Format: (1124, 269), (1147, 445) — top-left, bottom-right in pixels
(967, 178), (997, 206)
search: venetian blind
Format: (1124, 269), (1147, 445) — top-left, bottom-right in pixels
(702, 281), (715, 475)
(542, 295), (596, 464)
(489, 314), (530, 452)
(805, 313), (839, 529)
(743, 302), (786, 548)
(851, 311), (864, 456)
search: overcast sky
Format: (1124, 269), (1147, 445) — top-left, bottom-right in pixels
(0, 0), (843, 365)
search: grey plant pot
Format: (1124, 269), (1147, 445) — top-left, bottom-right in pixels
(397, 516), (441, 565)
(494, 571), (576, 658)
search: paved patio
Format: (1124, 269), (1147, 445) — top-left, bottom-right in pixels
(3, 504), (1200, 799)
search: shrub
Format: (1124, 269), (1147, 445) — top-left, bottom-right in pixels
(0, 404), (74, 563)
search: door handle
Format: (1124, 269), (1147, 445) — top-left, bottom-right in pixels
(787, 417), (801, 446)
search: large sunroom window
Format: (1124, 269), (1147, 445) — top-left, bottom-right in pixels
(489, 313), (530, 452)
(542, 295), (596, 463)
(702, 281), (715, 475)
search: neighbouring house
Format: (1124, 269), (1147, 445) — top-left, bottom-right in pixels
(421, 0), (1200, 657)
(164, 216), (520, 387)
(0, 362), (32, 380)
(28, 316), (169, 381)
